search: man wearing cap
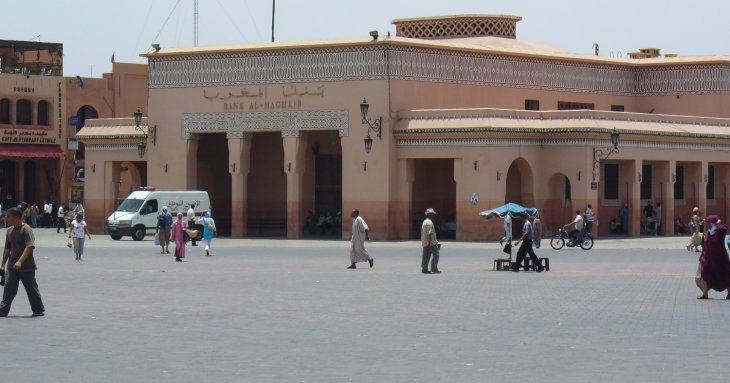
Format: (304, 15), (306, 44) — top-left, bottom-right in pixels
(156, 206), (173, 254)
(421, 208), (441, 274)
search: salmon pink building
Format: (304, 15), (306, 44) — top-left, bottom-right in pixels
(77, 15), (730, 241)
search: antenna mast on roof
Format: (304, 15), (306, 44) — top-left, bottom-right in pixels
(194, 0), (199, 47)
(271, 0), (275, 42)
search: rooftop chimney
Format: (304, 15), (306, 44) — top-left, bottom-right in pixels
(391, 14), (522, 40)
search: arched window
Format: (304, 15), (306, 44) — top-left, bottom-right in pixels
(75, 105), (99, 161)
(0, 98), (11, 124)
(16, 99), (32, 125)
(37, 100), (50, 126)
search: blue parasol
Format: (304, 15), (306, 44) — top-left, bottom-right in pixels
(480, 203), (539, 220)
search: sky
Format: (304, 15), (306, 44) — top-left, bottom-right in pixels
(2, 0), (730, 77)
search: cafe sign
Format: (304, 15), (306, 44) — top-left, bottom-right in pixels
(1, 129), (57, 144)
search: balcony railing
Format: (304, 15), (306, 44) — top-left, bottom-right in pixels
(0, 62), (62, 76)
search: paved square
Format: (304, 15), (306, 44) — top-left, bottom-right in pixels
(2, 229), (729, 382)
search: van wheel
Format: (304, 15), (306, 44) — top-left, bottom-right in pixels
(132, 226), (146, 241)
(110, 235), (122, 240)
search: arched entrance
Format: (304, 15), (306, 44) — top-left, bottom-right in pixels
(247, 132), (286, 236)
(505, 158), (535, 237)
(505, 158), (534, 205)
(197, 133), (232, 236)
(411, 159), (457, 239)
(23, 161), (38, 203)
(0, 160), (16, 206)
(306, 131), (342, 238)
(119, 161), (148, 196)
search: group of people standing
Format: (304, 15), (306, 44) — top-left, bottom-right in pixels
(156, 204), (216, 262)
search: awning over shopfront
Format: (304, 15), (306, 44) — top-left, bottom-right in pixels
(74, 117), (147, 141)
(0, 144), (65, 158)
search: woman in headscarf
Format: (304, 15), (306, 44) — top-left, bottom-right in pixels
(696, 215), (730, 299)
(197, 211), (216, 256)
(169, 212), (187, 262)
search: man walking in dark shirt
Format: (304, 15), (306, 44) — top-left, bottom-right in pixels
(512, 212), (544, 272)
(0, 208), (45, 317)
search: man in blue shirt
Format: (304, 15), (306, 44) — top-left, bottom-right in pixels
(156, 206), (173, 254)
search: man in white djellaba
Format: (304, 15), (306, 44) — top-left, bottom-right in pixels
(347, 209), (373, 269)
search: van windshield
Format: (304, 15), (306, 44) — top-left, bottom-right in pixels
(117, 199), (145, 213)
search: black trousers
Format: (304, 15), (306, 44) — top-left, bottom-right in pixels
(514, 239), (541, 270)
(0, 269), (44, 315)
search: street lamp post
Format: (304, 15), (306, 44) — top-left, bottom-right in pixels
(592, 127), (621, 182)
(359, 98), (382, 154)
(133, 107), (155, 158)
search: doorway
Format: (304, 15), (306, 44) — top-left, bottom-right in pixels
(197, 133), (232, 236)
(411, 159), (456, 239)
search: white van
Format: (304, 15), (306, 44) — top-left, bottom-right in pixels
(107, 188), (211, 241)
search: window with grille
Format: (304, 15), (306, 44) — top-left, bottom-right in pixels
(674, 166), (684, 200)
(641, 165), (652, 200)
(16, 99), (32, 125)
(524, 100), (540, 111)
(707, 166), (715, 200)
(558, 101), (594, 110)
(38, 100), (50, 126)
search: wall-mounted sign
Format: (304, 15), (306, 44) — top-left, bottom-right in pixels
(1, 129), (57, 144)
(591, 182), (598, 190)
(74, 167), (85, 182)
(204, 85), (325, 112)
(470, 192), (479, 205)
(70, 116), (80, 126)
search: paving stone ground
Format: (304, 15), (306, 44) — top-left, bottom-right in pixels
(1, 229), (728, 382)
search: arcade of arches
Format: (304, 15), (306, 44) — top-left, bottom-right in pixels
(0, 158), (63, 207)
(190, 130), (342, 238)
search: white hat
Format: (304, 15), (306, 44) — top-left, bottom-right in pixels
(425, 208), (436, 215)
(162, 206), (168, 211)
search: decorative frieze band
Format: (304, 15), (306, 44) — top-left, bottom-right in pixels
(148, 45), (730, 96)
(149, 46), (388, 89)
(181, 109), (349, 139)
(396, 138), (730, 152)
(85, 144), (140, 152)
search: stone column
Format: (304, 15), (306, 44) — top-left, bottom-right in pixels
(582, 157), (599, 238)
(185, 136), (199, 190)
(657, 160), (676, 236)
(391, 159), (414, 239)
(694, 161), (709, 218)
(228, 134), (252, 237)
(624, 160), (642, 237)
(103, 161), (121, 232)
(719, 164), (730, 221)
(17, 159), (26, 203)
(283, 135), (307, 239)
